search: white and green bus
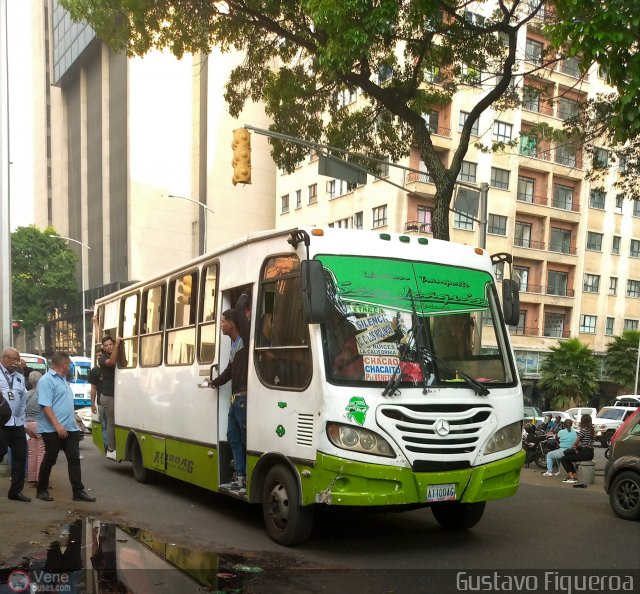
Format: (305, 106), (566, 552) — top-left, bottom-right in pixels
(91, 227), (525, 545)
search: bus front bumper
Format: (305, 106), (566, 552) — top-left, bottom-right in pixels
(304, 450), (525, 507)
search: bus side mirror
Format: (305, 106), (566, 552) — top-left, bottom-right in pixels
(300, 260), (328, 324)
(502, 279), (520, 326)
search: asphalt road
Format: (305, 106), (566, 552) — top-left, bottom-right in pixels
(1, 440), (638, 592)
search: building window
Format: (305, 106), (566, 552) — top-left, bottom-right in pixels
(629, 239), (640, 258)
(547, 270), (568, 296)
(454, 211), (475, 230)
(634, 200), (640, 217)
(336, 88), (357, 107)
(459, 111), (479, 136)
(281, 194), (289, 214)
(627, 280), (640, 298)
(615, 196), (624, 213)
(558, 98), (580, 121)
(377, 65), (393, 84)
(579, 315), (597, 334)
(493, 261), (505, 281)
(424, 111), (439, 134)
(583, 274), (600, 293)
(461, 63), (481, 86)
(520, 134), (538, 158)
(514, 266), (530, 291)
(589, 190), (605, 209)
(561, 55), (581, 78)
(609, 277), (618, 296)
(612, 236), (621, 255)
(514, 221), (532, 248)
(308, 183), (318, 204)
(492, 121), (513, 142)
(525, 38), (543, 64)
(354, 211), (363, 230)
(586, 231), (603, 252)
(517, 176), (535, 202)
(624, 319), (639, 331)
(296, 189), (302, 209)
(326, 180), (336, 200)
(417, 206), (433, 232)
(550, 228), (572, 254)
(424, 65), (442, 84)
(458, 161), (477, 183)
(488, 214), (507, 236)
(594, 148), (609, 168)
(490, 167), (510, 189)
(553, 184), (574, 210)
(372, 205), (387, 228)
(523, 86), (541, 112)
(555, 145), (577, 167)
(605, 317), (614, 336)
(377, 157), (390, 178)
(544, 313), (565, 338)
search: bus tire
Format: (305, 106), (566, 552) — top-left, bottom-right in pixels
(131, 439), (157, 484)
(431, 501), (486, 531)
(262, 465), (313, 546)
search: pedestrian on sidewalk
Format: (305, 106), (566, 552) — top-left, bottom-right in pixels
(542, 419), (576, 476)
(25, 370), (44, 486)
(36, 351), (96, 502)
(560, 414), (595, 484)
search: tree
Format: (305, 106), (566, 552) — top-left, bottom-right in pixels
(537, 339), (599, 409)
(604, 330), (640, 394)
(60, 0), (564, 241)
(11, 226), (79, 338)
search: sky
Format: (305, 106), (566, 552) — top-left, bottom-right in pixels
(7, 0), (34, 230)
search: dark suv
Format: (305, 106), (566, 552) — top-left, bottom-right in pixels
(604, 409), (640, 521)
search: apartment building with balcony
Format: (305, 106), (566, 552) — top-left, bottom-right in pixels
(274, 5), (640, 389)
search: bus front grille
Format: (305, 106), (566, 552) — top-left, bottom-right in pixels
(377, 403), (493, 466)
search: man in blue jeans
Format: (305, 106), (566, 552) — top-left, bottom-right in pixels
(36, 351), (96, 502)
(209, 303), (250, 493)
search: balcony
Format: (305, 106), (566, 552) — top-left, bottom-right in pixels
(545, 286), (575, 297)
(513, 238), (546, 250)
(547, 242), (577, 255)
(510, 326), (541, 337)
(517, 193), (548, 206)
(518, 284), (543, 294)
(542, 329), (572, 339)
(551, 199), (580, 213)
(404, 221), (432, 234)
(428, 124), (452, 138)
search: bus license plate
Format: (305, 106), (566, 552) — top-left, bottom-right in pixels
(427, 484), (456, 502)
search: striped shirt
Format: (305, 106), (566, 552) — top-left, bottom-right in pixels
(577, 427), (595, 448)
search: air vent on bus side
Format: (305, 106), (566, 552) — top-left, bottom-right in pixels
(296, 413), (314, 447)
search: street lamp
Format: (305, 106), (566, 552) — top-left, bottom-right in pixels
(164, 194), (215, 255)
(49, 234), (91, 356)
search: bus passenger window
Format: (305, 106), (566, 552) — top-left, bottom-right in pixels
(119, 293), (138, 368)
(198, 264), (218, 364)
(255, 255), (312, 390)
(166, 271), (198, 366)
(140, 284), (165, 367)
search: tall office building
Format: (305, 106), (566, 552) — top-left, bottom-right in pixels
(273, 6), (640, 400)
(31, 0), (275, 354)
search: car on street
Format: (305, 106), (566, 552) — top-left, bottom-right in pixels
(611, 395), (640, 408)
(565, 407), (597, 426)
(542, 410), (575, 428)
(523, 406), (544, 424)
(593, 406), (638, 447)
(604, 409), (640, 521)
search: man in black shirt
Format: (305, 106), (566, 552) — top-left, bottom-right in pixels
(98, 336), (122, 460)
(88, 348), (106, 452)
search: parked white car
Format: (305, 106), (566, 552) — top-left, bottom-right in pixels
(593, 406), (638, 447)
(565, 407), (597, 421)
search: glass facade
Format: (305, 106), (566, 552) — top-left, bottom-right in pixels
(52, 0), (96, 84)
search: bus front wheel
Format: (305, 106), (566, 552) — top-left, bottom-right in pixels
(131, 439), (157, 484)
(262, 465), (313, 546)
(431, 501), (486, 531)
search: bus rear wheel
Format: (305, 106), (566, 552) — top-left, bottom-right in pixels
(262, 465), (313, 546)
(431, 501), (486, 531)
(131, 439), (157, 484)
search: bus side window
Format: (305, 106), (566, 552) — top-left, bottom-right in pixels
(140, 284), (165, 367)
(255, 255), (312, 390)
(119, 293), (138, 368)
(198, 263), (218, 364)
(166, 271), (198, 366)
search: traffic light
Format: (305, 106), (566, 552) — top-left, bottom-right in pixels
(231, 128), (252, 185)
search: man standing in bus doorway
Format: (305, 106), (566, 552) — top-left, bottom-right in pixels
(36, 351), (96, 502)
(0, 347), (31, 502)
(88, 348), (107, 452)
(210, 289), (251, 493)
(99, 336), (122, 460)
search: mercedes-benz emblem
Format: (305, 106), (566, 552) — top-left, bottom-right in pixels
(434, 418), (450, 436)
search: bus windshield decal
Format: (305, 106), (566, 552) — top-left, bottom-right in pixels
(317, 255), (490, 315)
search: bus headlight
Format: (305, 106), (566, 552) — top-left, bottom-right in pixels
(484, 422), (522, 455)
(326, 422), (396, 458)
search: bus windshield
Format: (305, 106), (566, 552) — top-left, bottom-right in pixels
(71, 363), (91, 382)
(318, 254), (514, 390)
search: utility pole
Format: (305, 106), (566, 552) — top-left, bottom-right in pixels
(0, 0), (12, 347)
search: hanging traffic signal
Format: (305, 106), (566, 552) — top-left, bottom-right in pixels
(231, 128), (252, 185)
